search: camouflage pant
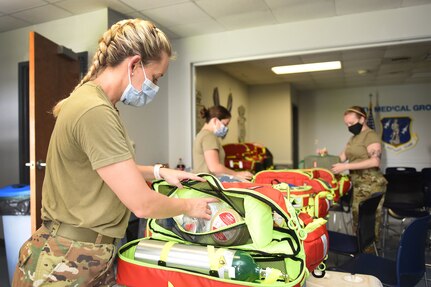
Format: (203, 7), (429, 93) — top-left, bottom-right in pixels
(350, 170), (387, 242)
(12, 224), (117, 287)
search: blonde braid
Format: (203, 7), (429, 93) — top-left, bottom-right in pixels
(53, 19), (171, 117)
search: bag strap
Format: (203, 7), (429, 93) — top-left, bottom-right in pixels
(158, 241), (176, 266)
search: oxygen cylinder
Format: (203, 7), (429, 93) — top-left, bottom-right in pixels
(134, 239), (288, 283)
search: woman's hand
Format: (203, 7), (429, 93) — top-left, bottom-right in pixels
(235, 171), (253, 181)
(184, 197), (219, 220)
(331, 163), (348, 174)
(159, 168), (205, 188)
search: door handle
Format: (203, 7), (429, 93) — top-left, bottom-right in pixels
(36, 160), (46, 170)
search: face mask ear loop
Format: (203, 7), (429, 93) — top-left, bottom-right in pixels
(212, 118), (218, 132)
(141, 62), (148, 81)
(128, 63), (133, 84)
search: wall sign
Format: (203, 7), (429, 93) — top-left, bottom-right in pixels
(381, 116), (418, 152)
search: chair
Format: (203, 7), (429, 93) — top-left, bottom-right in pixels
(338, 215), (431, 287)
(422, 168), (431, 208)
(382, 170), (428, 250)
(328, 190), (352, 233)
(385, 166), (417, 174)
(328, 192), (384, 257)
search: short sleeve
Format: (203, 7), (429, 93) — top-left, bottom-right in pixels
(74, 105), (132, 170)
(365, 130), (381, 147)
(201, 132), (219, 152)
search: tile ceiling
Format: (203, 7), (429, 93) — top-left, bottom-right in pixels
(1, 0), (431, 90)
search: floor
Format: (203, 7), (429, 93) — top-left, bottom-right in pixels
(1, 213), (430, 286)
(324, 210), (431, 286)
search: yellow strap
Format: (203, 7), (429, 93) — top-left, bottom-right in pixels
(261, 267), (283, 284)
(208, 246), (227, 274)
(160, 241), (176, 263)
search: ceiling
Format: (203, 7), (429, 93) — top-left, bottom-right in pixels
(1, 0), (431, 90)
(210, 41), (431, 90)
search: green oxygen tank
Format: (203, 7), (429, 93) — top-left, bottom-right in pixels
(134, 239), (288, 283)
(231, 249), (264, 282)
(230, 250), (288, 282)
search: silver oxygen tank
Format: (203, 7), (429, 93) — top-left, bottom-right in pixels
(134, 239), (288, 282)
(134, 239), (235, 279)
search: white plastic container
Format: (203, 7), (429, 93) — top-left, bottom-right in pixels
(306, 270), (383, 287)
(3, 215), (31, 284)
(0, 184), (31, 285)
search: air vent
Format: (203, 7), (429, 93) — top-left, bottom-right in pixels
(390, 56), (411, 62)
(388, 71), (404, 75)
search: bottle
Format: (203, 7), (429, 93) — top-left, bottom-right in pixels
(134, 239), (288, 283)
(176, 158), (186, 171)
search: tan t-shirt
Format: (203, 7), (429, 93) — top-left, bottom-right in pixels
(41, 82), (134, 238)
(345, 129), (380, 164)
(192, 129), (225, 174)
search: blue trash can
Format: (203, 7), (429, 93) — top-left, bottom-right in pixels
(0, 184), (31, 285)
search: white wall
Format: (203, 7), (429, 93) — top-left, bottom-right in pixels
(2, 4), (431, 185)
(0, 9), (109, 187)
(0, 8), (170, 186)
(248, 83), (292, 165)
(117, 73), (170, 167)
(168, 4), (431, 168)
(299, 83), (431, 171)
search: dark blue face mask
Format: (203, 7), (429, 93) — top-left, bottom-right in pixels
(348, 122), (363, 135)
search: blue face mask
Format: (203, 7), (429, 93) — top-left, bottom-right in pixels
(214, 121), (228, 138)
(120, 63), (159, 107)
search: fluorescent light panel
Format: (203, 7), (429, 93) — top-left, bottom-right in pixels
(272, 61), (342, 74)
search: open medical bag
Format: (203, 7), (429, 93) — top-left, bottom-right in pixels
(253, 169), (334, 219)
(252, 170), (332, 275)
(117, 173), (308, 287)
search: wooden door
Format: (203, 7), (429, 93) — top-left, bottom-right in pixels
(29, 32), (80, 233)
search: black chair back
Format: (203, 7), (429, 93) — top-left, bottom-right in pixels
(385, 167), (416, 174)
(357, 192), (384, 251)
(422, 168), (431, 207)
(383, 171), (425, 210)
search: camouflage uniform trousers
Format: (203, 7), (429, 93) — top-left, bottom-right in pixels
(350, 170), (387, 242)
(12, 224), (117, 286)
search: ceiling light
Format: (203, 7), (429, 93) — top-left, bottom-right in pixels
(271, 61), (341, 74)
(357, 69), (369, 75)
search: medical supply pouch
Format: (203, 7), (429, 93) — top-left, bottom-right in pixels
(297, 212), (328, 277)
(117, 173), (308, 287)
(334, 174), (352, 202)
(253, 170), (334, 218)
(302, 168), (352, 203)
(303, 168), (338, 190)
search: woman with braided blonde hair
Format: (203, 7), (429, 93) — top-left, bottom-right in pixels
(13, 19), (216, 286)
